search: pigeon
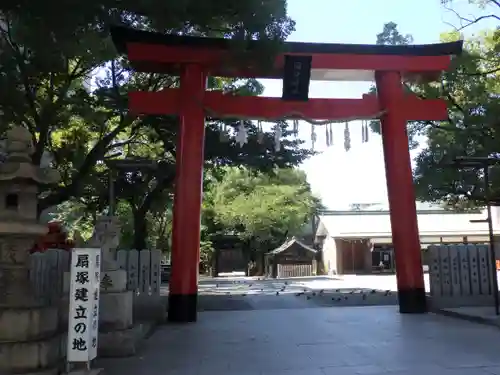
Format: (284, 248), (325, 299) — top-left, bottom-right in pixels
(370, 290), (376, 294)
(276, 292), (280, 296)
(306, 296), (311, 300)
(384, 290), (391, 296)
(312, 292), (316, 297)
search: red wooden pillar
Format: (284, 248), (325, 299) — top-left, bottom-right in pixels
(375, 71), (427, 313)
(168, 64), (206, 322)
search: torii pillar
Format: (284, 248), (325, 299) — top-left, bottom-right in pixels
(376, 71), (426, 312)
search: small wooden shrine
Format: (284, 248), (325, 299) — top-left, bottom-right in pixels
(265, 237), (317, 278)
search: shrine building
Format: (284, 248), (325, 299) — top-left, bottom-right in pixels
(315, 202), (500, 275)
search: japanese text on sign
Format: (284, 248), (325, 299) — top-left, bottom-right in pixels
(67, 248), (101, 363)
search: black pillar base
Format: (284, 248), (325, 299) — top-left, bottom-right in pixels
(168, 293), (198, 323)
(397, 288), (427, 314)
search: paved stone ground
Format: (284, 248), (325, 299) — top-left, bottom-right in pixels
(440, 306), (500, 326)
(196, 276), (399, 311)
(98, 306), (500, 375)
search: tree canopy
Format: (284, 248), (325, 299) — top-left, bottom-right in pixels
(413, 28), (500, 209)
(412, 1), (500, 209)
(203, 167), (320, 260)
(370, 5), (499, 210)
(1, 1), (323, 253)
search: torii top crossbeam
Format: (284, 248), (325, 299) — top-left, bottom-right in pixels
(110, 26), (462, 122)
(111, 26), (462, 82)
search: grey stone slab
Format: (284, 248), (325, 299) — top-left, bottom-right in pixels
(484, 367), (500, 375)
(437, 306), (500, 327)
(98, 306), (500, 375)
(98, 291), (133, 331)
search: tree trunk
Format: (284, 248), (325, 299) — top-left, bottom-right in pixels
(133, 210), (148, 250)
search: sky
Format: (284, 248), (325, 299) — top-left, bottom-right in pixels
(260, 0), (495, 209)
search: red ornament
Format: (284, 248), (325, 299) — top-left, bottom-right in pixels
(31, 222), (73, 253)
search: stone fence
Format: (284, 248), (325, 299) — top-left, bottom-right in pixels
(29, 248), (165, 340)
(428, 244), (498, 308)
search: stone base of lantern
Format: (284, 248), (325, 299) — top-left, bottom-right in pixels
(0, 305), (58, 342)
(0, 336), (62, 374)
(0, 306), (63, 374)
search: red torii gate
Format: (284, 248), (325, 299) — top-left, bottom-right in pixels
(111, 27), (463, 322)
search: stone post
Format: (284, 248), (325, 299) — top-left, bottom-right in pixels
(0, 126), (62, 375)
(93, 216), (139, 357)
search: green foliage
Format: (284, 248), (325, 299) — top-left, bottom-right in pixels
(206, 167), (320, 254)
(49, 201), (96, 240)
(375, 22), (414, 45)
(373, 3), (500, 210)
(0, 1), (306, 249)
(413, 28), (500, 208)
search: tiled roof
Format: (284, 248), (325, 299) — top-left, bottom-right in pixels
(316, 207), (500, 238)
(360, 201), (445, 211)
(269, 237), (317, 255)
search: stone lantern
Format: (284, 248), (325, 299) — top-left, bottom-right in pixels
(0, 126), (62, 374)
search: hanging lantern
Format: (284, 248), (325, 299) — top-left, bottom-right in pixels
(219, 123), (230, 143)
(329, 123), (333, 147)
(361, 121), (370, 143)
(274, 123), (282, 151)
(292, 119), (299, 137)
(311, 124), (317, 151)
(235, 120), (248, 148)
(257, 120), (265, 144)
(325, 123), (333, 147)
(344, 122), (351, 152)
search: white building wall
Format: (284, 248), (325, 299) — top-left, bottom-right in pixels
(321, 236), (339, 275)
